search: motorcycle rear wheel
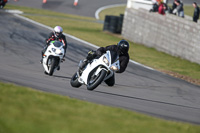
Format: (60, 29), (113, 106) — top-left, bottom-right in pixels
(70, 72), (82, 88)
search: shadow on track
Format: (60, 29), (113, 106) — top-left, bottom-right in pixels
(53, 75), (71, 80)
(42, 1), (63, 9)
(93, 90), (200, 110)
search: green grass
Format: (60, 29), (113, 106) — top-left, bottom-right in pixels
(1, 82), (200, 133)
(181, 5), (195, 17)
(99, 6), (126, 20)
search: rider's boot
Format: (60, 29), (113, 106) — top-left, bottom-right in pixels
(61, 58), (65, 62)
(40, 59), (43, 64)
(57, 66), (60, 71)
(40, 49), (46, 64)
(78, 59), (88, 73)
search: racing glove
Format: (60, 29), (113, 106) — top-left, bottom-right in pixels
(86, 50), (97, 60)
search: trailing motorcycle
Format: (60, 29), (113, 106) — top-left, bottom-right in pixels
(0, 0), (7, 9)
(42, 41), (65, 76)
(70, 50), (120, 90)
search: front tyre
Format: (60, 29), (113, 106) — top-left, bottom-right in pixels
(87, 69), (107, 91)
(70, 72), (82, 88)
(49, 58), (57, 76)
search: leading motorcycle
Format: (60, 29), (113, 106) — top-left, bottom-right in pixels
(70, 50), (120, 90)
(42, 41), (65, 76)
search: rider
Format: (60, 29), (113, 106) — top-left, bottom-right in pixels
(40, 26), (67, 64)
(79, 39), (130, 86)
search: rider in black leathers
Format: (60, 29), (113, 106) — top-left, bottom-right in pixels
(79, 39), (130, 86)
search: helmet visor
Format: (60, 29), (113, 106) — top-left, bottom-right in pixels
(118, 45), (128, 55)
(55, 32), (62, 37)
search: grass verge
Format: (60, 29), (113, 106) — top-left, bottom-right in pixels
(0, 82), (200, 133)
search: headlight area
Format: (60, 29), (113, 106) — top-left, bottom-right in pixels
(56, 49), (62, 55)
(110, 66), (119, 71)
(103, 56), (109, 66)
(52, 48), (62, 55)
(52, 48), (56, 52)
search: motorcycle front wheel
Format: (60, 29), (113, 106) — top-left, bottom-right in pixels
(48, 58), (57, 76)
(87, 69), (107, 91)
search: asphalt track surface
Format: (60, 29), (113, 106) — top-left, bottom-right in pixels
(1, 0), (200, 124)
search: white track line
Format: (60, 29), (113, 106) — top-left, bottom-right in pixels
(13, 13), (154, 71)
(95, 4), (126, 20)
(4, 9), (23, 14)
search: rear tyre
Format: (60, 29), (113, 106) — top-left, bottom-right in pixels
(70, 72), (82, 88)
(87, 69), (107, 91)
(44, 71), (48, 75)
(104, 73), (115, 86)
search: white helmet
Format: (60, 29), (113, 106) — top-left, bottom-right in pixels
(54, 26), (63, 38)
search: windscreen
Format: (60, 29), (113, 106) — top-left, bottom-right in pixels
(110, 50), (118, 64)
(53, 41), (63, 48)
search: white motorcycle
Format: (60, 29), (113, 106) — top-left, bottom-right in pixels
(42, 41), (65, 76)
(70, 50), (120, 90)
